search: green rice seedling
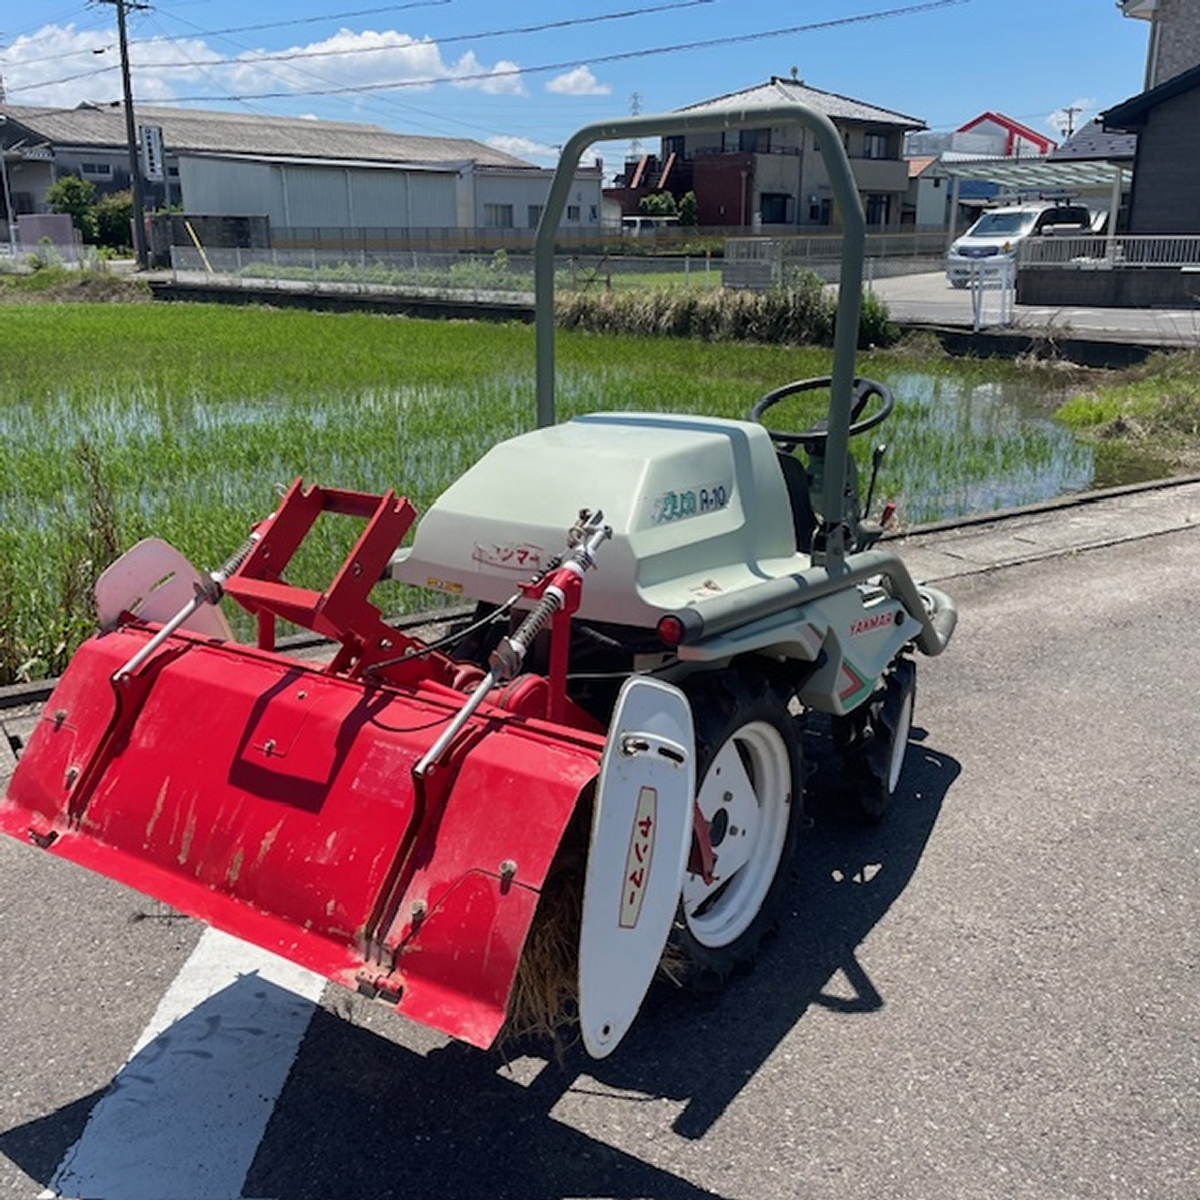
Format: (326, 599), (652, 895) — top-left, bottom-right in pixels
(0, 301), (1164, 681)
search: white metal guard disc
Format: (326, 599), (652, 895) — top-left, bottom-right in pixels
(580, 676), (694, 1058)
(94, 538), (233, 641)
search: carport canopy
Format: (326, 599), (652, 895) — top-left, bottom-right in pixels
(940, 156), (1131, 194)
(937, 156), (1132, 246)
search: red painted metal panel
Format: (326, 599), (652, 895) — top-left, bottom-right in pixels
(1, 624), (604, 1048)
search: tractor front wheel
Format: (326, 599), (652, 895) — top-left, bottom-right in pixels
(835, 657), (916, 823)
(675, 673), (803, 985)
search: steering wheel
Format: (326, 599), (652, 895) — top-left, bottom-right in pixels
(750, 376), (894, 450)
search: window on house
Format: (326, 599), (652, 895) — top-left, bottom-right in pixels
(863, 132), (890, 160)
(738, 128), (769, 153)
(865, 193), (891, 226)
(588, 205), (598, 221)
(80, 162), (113, 178)
(528, 204), (544, 228)
(566, 204), (581, 222)
(809, 198), (832, 225)
(483, 203), (514, 228)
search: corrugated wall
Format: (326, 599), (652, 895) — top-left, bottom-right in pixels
(180, 158), (282, 222)
(178, 158), (458, 229)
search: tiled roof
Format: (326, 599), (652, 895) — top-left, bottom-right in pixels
(677, 76), (925, 130)
(0, 102), (534, 168)
(1049, 119), (1137, 162)
(907, 155), (939, 178)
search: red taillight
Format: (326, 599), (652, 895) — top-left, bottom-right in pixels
(657, 615), (684, 647)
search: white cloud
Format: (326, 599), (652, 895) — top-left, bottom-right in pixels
(1, 23), (123, 106)
(1, 22), (527, 106)
(546, 66), (610, 96)
(448, 51), (526, 95)
(225, 30), (448, 96)
(487, 134), (558, 162)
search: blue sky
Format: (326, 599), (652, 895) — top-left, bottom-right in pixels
(1, 0), (1151, 166)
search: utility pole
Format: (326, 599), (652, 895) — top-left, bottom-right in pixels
(98, 0), (150, 269)
(1063, 105), (1082, 140)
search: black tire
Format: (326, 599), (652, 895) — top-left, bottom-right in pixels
(673, 670), (803, 985)
(834, 657), (916, 824)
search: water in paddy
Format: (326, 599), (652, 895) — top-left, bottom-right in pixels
(871, 369), (1171, 525)
(1, 367), (1173, 554)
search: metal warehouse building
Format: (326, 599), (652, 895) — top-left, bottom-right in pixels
(0, 102), (602, 244)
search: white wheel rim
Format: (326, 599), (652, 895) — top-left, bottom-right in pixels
(886, 689), (915, 794)
(682, 720), (792, 949)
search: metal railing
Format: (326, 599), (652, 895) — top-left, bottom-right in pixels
(167, 245), (723, 295)
(724, 232), (946, 288)
(1021, 234), (1200, 269)
(271, 223), (728, 253)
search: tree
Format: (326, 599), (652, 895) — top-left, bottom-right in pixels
(46, 175), (98, 240)
(678, 190), (699, 228)
(637, 191), (678, 217)
(94, 190), (134, 251)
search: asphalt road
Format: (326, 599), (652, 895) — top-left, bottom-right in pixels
(2, 488), (1198, 1200)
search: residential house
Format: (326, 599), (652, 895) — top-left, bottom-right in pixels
(609, 76), (924, 231)
(1102, 63), (1200, 234)
(904, 112), (1057, 231)
(954, 113), (1056, 159)
(905, 155), (952, 230)
(1121, 0), (1200, 89)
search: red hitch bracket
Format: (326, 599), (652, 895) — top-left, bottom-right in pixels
(223, 479), (435, 679)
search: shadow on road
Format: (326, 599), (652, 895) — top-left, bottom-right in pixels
(546, 727), (960, 1139)
(0, 732), (958, 1199)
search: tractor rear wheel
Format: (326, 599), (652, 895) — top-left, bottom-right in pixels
(674, 672), (803, 985)
(835, 657), (916, 824)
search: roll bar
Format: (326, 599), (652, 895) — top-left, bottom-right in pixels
(533, 102), (867, 567)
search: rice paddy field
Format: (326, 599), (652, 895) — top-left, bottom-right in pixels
(0, 299), (1174, 682)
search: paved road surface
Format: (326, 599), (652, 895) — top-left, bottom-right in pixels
(870, 270), (1200, 347)
(2, 483), (1197, 1199)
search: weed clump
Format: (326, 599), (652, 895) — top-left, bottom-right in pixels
(556, 275), (898, 349)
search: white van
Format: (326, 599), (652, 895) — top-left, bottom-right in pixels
(946, 202), (1091, 287)
(620, 215), (680, 237)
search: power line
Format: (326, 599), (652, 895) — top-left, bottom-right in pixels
(0, 0), (448, 64)
(142, 7), (494, 140)
(157, 2), (967, 105)
(161, 0), (450, 41)
(3, 0), (715, 82)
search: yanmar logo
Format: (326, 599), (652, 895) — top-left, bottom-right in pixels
(472, 542), (545, 571)
(849, 611), (895, 637)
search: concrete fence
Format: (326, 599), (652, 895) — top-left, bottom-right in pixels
(1018, 234), (1200, 308)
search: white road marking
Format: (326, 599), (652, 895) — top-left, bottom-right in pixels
(46, 927), (326, 1200)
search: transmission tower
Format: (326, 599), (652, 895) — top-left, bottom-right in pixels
(629, 92), (643, 159)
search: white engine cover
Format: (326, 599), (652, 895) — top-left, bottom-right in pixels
(392, 412), (802, 629)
